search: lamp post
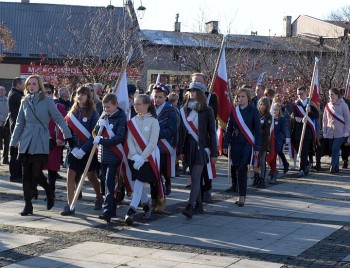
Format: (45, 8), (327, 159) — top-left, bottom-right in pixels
(137, 0), (146, 19)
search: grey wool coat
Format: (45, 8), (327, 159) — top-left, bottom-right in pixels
(10, 92), (72, 155)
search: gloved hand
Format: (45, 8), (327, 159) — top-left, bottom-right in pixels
(133, 154), (145, 170)
(10, 146), (17, 157)
(71, 147), (80, 158)
(323, 133), (327, 139)
(344, 132), (349, 138)
(302, 116), (307, 124)
(285, 138), (290, 145)
(93, 136), (101, 144)
(74, 148), (86, 160)
(65, 137), (74, 149)
(99, 119), (108, 128)
(294, 117), (302, 123)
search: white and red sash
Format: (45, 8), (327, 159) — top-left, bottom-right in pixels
(294, 102), (316, 142)
(180, 108), (217, 179)
(102, 125), (133, 194)
(231, 106), (256, 167)
(127, 117), (164, 200)
(231, 106), (255, 147)
(65, 113), (91, 142)
(158, 139), (176, 178)
(325, 103), (345, 125)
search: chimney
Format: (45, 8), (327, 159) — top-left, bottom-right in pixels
(205, 21), (219, 34)
(21, 0), (30, 3)
(174, 13), (181, 32)
(282, 16), (292, 37)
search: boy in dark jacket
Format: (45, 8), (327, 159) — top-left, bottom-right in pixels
(93, 93), (127, 222)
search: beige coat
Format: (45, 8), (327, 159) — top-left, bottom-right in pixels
(127, 113), (160, 161)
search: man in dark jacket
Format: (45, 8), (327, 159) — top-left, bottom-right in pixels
(7, 77), (24, 183)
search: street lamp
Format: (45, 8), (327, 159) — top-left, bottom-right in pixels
(137, 0), (146, 19)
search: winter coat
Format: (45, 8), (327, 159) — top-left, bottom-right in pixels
(43, 102), (66, 171)
(67, 108), (99, 153)
(7, 88), (24, 133)
(323, 98), (350, 139)
(157, 102), (178, 153)
(95, 107), (127, 164)
(10, 92), (72, 155)
(127, 113), (160, 161)
(259, 113), (272, 153)
(274, 116), (286, 152)
(0, 96), (8, 126)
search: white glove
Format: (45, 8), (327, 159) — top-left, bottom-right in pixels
(344, 133), (349, 138)
(74, 149), (86, 160)
(93, 136), (101, 144)
(131, 154), (139, 162)
(323, 133), (327, 139)
(99, 119), (108, 128)
(133, 154), (145, 170)
(295, 117), (302, 123)
(71, 147), (80, 157)
(285, 138), (290, 145)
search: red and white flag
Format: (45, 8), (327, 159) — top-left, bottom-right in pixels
(212, 39), (232, 155)
(311, 57), (320, 108)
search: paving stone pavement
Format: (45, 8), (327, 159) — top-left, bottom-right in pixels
(1, 156), (350, 267)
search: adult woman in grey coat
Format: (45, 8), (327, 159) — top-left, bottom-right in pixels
(10, 75), (73, 216)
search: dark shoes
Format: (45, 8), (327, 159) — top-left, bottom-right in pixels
(99, 214), (111, 223)
(330, 165), (339, 174)
(343, 161), (348, 169)
(20, 202), (33, 216)
(9, 177), (22, 183)
(283, 162), (290, 174)
(298, 170), (305, 178)
(164, 181), (171, 196)
(125, 207), (136, 226)
(202, 191), (212, 203)
(2, 158), (9, 165)
(182, 203), (193, 219)
(46, 190), (55, 210)
(193, 202), (204, 214)
(252, 173), (260, 187)
(60, 204), (75, 216)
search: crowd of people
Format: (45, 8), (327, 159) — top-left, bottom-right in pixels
(1, 73), (349, 225)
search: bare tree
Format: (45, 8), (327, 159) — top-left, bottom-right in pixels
(0, 22), (15, 60)
(328, 6), (350, 21)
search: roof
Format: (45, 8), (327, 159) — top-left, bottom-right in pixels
(141, 30), (337, 53)
(0, 2), (126, 58)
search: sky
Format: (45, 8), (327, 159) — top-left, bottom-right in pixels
(2, 0), (350, 36)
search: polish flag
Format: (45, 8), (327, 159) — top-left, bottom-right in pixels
(266, 101), (276, 164)
(311, 58), (320, 108)
(212, 46), (231, 155)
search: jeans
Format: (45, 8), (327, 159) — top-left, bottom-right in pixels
(330, 137), (346, 167)
(100, 162), (118, 216)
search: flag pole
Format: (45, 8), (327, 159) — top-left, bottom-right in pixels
(297, 58), (318, 160)
(344, 68), (350, 99)
(208, 35), (226, 93)
(70, 49), (132, 212)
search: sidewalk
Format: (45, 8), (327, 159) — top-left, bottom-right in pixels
(0, 156), (350, 267)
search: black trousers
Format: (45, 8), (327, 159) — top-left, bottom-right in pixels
(0, 126), (10, 160)
(294, 139), (312, 171)
(9, 147), (22, 179)
(22, 161), (50, 203)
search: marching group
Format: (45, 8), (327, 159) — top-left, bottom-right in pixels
(0, 72), (349, 225)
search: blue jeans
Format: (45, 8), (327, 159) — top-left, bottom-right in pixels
(100, 162), (119, 216)
(330, 137), (346, 167)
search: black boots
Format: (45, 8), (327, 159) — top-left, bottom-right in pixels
(46, 190), (55, 210)
(20, 202), (33, 216)
(330, 165), (339, 174)
(182, 203), (193, 219)
(165, 178), (171, 195)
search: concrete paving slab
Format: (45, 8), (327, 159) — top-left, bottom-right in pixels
(8, 243), (264, 268)
(227, 259), (283, 267)
(111, 213), (341, 256)
(0, 231), (48, 253)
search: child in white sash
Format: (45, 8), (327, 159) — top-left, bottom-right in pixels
(124, 94), (160, 225)
(178, 82), (217, 219)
